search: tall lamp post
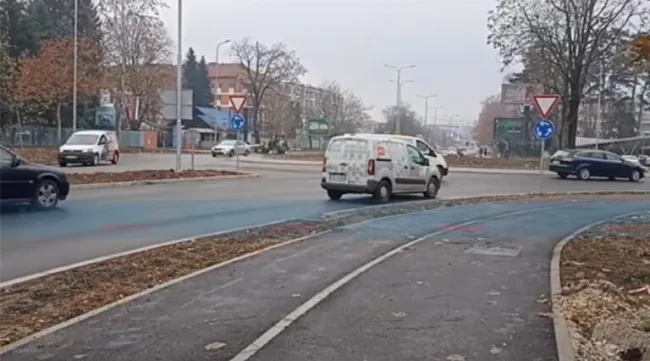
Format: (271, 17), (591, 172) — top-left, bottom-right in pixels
(213, 39), (230, 141)
(175, 0), (183, 172)
(72, 0), (78, 135)
(385, 64), (415, 134)
(416, 94), (436, 127)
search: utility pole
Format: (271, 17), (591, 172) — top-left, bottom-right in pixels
(72, 0), (78, 135)
(595, 60), (604, 149)
(432, 106), (443, 125)
(214, 39), (231, 141)
(385, 64), (415, 134)
(417, 94), (437, 127)
(175, 0), (183, 172)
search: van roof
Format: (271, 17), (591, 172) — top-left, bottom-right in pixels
(330, 134), (412, 145)
(344, 133), (417, 140)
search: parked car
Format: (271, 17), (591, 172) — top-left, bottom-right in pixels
(549, 149), (644, 182)
(0, 145), (70, 209)
(58, 130), (119, 167)
(321, 134), (441, 202)
(211, 140), (251, 157)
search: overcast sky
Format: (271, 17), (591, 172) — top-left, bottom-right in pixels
(161, 0), (505, 124)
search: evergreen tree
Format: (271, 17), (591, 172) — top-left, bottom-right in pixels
(196, 56), (213, 107)
(26, 0), (102, 48)
(182, 48), (213, 108)
(0, 0), (38, 57)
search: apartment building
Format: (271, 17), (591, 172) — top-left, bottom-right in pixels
(207, 63), (251, 110)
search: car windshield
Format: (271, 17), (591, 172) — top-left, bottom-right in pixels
(218, 140), (237, 146)
(65, 134), (99, 145)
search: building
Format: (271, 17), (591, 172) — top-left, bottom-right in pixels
(207, 62), (251, 111)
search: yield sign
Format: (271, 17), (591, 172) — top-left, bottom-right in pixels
(532, 95), (561, 119)
(229, 95), (247, 114)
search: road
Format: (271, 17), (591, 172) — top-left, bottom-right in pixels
(4, 197), (649, 361)
(2, 166), (649, 282)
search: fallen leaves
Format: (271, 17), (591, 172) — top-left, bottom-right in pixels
(0, 220), (326, 348)
(560, 214), (650, 361)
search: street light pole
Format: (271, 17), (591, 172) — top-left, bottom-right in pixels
(175, 0), (183, 172)
(214, 39), (231, 141)
(385, 64), (415, 134)
(432, 106), (443, 126)
(72, 0), (78, 135)
(417, 94), (436, 127)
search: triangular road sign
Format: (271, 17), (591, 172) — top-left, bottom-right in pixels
(229, 95), (247, 114)
(532, 95), (561, 119)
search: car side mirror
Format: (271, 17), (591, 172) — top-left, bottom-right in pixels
(10, 155), (22, 167)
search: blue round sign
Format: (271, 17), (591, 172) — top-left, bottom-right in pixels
(534, 119), (555, 141)
(230, 114), (246, 130)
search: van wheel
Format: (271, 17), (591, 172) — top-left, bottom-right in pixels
(327, 190), (343, 200)
(32, 179), (60, 210)
(373, 180), (391, 202)
(423, 177), (440, 199)
(111, 152), (119, 165)
(92, 154), (99, 166)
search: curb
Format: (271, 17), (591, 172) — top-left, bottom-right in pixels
(549, 210), (649, 361)
(239, 159), (550, 175)
(70, 173), (260, 190)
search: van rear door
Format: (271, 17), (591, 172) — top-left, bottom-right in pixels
(325, 138), (369, 186)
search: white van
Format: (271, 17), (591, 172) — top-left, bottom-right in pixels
(321, 134), (441, 202)
(58, 130), (120, 167)
(346, 133), (449, 177)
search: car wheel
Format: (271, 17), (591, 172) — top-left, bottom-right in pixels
(327, 190), (343, 200)
(58, 161), (67, 167)
(373, 180), (392, 203)
(92, 154), (99, 166)
(577, 167), (591, 180)
(111, 152), (119, 165)
(244, 149), (250, 156)
(212, 153), (217, 158)
(228, 150), (235, 157)
(32, 179), (60, 210)
(423, 176), (440, 199)
(629, 169), (642, 182)
(558, 172), (568, 179)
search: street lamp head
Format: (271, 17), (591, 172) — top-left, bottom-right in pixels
(405, 65), (416, 69)
(384, 64), (397, 69)
(224, 39), (231, 44)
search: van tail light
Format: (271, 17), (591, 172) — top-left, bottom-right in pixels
(367, 159), (375, 175)
(322, 157), (327, 172)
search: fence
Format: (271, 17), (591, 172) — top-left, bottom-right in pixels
(0, 126), (151, 149)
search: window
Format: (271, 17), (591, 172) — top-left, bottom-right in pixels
(0, 146), (14, 165)
(66, 134), (99, 145)
(579, 152), (605, 159)
(604, 153), (621, 161)
(228, 83), (235, 90)
(98, 136), (107, 145)
(416, 140), (434, 156)
(407, 145), (423, 163)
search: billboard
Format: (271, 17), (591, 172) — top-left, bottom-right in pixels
(161, 89), (193, 120)
(493, 117), (524, 140)
(307, 118), (329, 136)
(500, 83), (542, 105)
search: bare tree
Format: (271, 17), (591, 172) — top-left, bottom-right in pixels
(309, 81), (371, 134)
(98, 0), (172, 131)
(262, 89), (298, 137)
(230, 38), (307, 143)
(487, 0), (648, 148)
(474, 94), (518, 145)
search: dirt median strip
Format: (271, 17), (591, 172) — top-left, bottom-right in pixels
(558, 214), (650, 361)
(66, 169), (244, 185)
(1, 192), (649, 350)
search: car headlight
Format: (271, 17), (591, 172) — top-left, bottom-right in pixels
(83, 148), (92, 153)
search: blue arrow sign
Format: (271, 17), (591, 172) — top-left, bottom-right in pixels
(230, 114), (246, 131)
(534, 119), (555, 141)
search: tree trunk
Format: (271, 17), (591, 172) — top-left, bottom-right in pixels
(253, 105), (261, 144)
(16, 108), (24, 149)
(56, 102), (62, 145)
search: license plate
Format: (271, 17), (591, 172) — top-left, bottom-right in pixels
(66, 156), (77, 159)
(329, 174), (346, 182)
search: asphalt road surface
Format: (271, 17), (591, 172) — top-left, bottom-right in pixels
(1, 168), (649, 282)
(4, 197), (650, 361)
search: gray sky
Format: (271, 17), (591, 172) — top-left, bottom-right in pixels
(161, 0), (505, 124)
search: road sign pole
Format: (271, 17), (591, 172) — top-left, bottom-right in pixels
(539, 140), (545, 193)
(236, 130), (240, 173)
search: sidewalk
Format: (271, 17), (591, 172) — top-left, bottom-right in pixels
(239, 156), (552, 175)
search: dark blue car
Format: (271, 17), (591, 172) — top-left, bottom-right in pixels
(549, 149), (645, 182)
